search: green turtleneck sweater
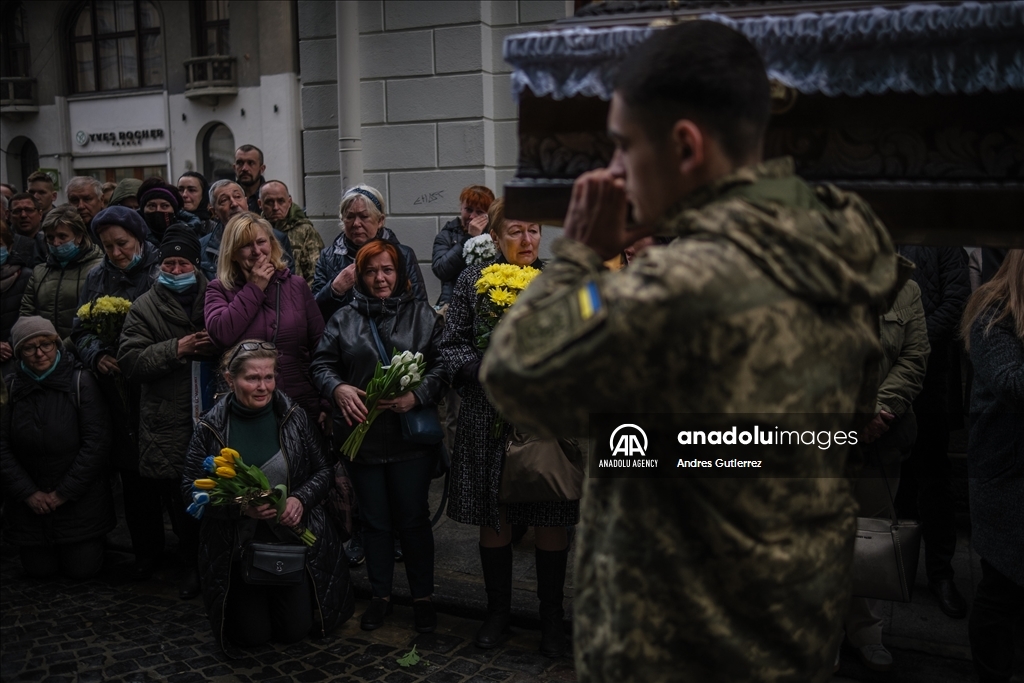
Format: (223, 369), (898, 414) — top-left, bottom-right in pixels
(227, 396), (280, 468)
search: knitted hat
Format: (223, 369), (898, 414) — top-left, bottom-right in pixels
(137, 178), (182, 212)
(90, 205), (149, 244)
(159, 224), (201, 267)
(11, 316), (59, 356)
(108, 178), (143, 207)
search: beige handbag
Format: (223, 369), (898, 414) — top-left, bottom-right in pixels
(851, 469), (922, 602)
(499, 426), (584, 503)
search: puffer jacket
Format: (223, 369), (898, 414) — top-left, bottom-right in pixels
(10, 231), (47, 267)
(897, 246), (969, 353)
(19, 243), (104, 339)
(1, 353), (115, 545)
(117, 274), (210, 480)
(71, 243), (160, 471)
(431, 217), (470, 306)
(181, 391), (355, 646)
(72, 243), (161, 371)
(205, 268), (325, 419)
(310, 281), (448, 464)
(311, 228), (428, 321)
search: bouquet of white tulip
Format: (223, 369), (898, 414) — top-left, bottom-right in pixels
(340, 349), (426, 460)
(463, 233), (497, 266)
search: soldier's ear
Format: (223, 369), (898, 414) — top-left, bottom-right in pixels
(671, 119), (704, 177)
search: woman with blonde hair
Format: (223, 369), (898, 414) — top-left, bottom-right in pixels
(205, 212), (326, 424)
(961, 249), (1024, 683)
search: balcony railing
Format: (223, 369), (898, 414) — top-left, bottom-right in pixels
(0, 77), (39, 116)
(184, 56), (238, 103)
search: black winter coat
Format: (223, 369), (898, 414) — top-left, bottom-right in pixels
(182, 391), (354, 646)
(310, 287), (448, 464)
(431, 217), (470, 306)
(71, 243), (161, 470)
(311, 228), (428, 321)
(1, 353), (115, 545)
(897, 246), (970, 353)
(1, 262), (32, 345)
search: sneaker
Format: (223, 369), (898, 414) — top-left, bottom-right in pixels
(345, 532), (365, 567)
(413, 600), (436, 633)
(855, 643), (892, 672)
(360, 597), (392, 631)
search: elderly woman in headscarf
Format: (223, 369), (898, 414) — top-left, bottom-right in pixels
(311, 185), (427, 321)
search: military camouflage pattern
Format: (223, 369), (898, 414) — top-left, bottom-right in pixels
(272, 203), (324, 286)
(481, 158), (902, 683)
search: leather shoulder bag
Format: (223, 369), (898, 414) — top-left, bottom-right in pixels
(499, 425), (584, 503)
(241, 542), (307, 586)
(851, 459), (922, 602)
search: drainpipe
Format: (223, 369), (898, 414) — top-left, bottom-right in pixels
(336, 1), (362, 192)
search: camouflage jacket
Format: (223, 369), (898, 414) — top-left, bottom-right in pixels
(481, 158), (902, 683)
(272, 203), (324, 287)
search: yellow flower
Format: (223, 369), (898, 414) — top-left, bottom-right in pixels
(77, 302), (93, 319)
(194, 479), (217, 490)
(220, 448), (242, 463)
(213, 456), (233, 468)
(488, 287), (516, 307)
(215, 466), (237, 478)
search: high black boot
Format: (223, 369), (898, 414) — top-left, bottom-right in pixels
(536, 546), (569, 657)
(477, 544), (513, 648)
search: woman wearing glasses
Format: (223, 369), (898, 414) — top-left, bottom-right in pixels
(205, 213), (326, 425)
(1, 316), (114, 579)
(182, 339), (354, 647)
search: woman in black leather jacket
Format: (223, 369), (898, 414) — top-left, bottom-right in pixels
(311, 239), (448, 634)
(181, 340), (354, 648)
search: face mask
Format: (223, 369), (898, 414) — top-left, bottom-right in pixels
(49, 241), (80, 264)
(120, 250), (143, 272)
(144, 210), (170, 238)
(158, 270), (197, 292)
(0, 246), (8, 265)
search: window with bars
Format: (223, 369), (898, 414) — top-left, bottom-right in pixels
(2, 3), (31, 78)
(69, 0), (163, 93)
(197, 0), (230, 56)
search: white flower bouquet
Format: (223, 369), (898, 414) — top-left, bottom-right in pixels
(463, 234), (497, 266)
(339, 350), (426, 460)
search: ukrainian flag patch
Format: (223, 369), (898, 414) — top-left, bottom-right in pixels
(577, 281), (602, 320)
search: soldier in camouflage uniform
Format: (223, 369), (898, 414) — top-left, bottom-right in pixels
(259, 180), (324, 287)
(481, 21), (905, 683)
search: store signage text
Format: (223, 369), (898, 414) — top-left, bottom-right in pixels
(76, 129), (165, 148)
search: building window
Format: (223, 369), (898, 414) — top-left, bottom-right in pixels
(70, 0), (163, 94)
(197, 0), (230, 56)
(76, 166), (167, 183)
(2, 3), (31, 78)
(202, 123), (235, 181)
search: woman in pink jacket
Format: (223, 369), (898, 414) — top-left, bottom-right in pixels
(205, 213), (325, 424)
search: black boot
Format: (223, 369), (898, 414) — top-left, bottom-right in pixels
(536, 546), (569, 657)
(477, 544), (513, 648)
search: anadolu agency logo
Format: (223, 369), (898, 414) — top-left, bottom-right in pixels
(598, 424), (658, 469)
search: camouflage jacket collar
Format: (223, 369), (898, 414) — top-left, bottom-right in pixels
(655, 157), (798, 236)
(274, 203), (312, 233)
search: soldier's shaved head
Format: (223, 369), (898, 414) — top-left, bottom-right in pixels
(614, 20), (770, 165)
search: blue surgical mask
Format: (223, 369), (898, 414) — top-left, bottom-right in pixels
(0, 246), (8, 265)
(121, 251), (143, 272)
(49, 241), (80, 264)
(158, 270), (197, 292)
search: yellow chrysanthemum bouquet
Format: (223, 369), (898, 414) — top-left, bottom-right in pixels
(188, 447), (316, 545)
(473, 263), (540, 351)
(77, 296), (132, 347)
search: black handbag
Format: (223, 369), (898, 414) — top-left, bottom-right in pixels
(368, 317), (444, 446)
(241, 542), (307, 586)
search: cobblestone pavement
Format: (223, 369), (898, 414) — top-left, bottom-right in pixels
(0, 540), (576, 683)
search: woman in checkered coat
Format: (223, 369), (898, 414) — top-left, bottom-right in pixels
(438, 198), (577, 658)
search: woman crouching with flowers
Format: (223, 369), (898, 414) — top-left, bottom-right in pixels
(181, 339), (353, 648)
(439, 198), (578, 657)
(310, 240), (448, 633)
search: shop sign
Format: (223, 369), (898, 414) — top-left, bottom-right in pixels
(75, 129), (165, 148)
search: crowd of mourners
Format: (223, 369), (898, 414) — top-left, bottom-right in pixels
(0, 145), (1020, 675)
